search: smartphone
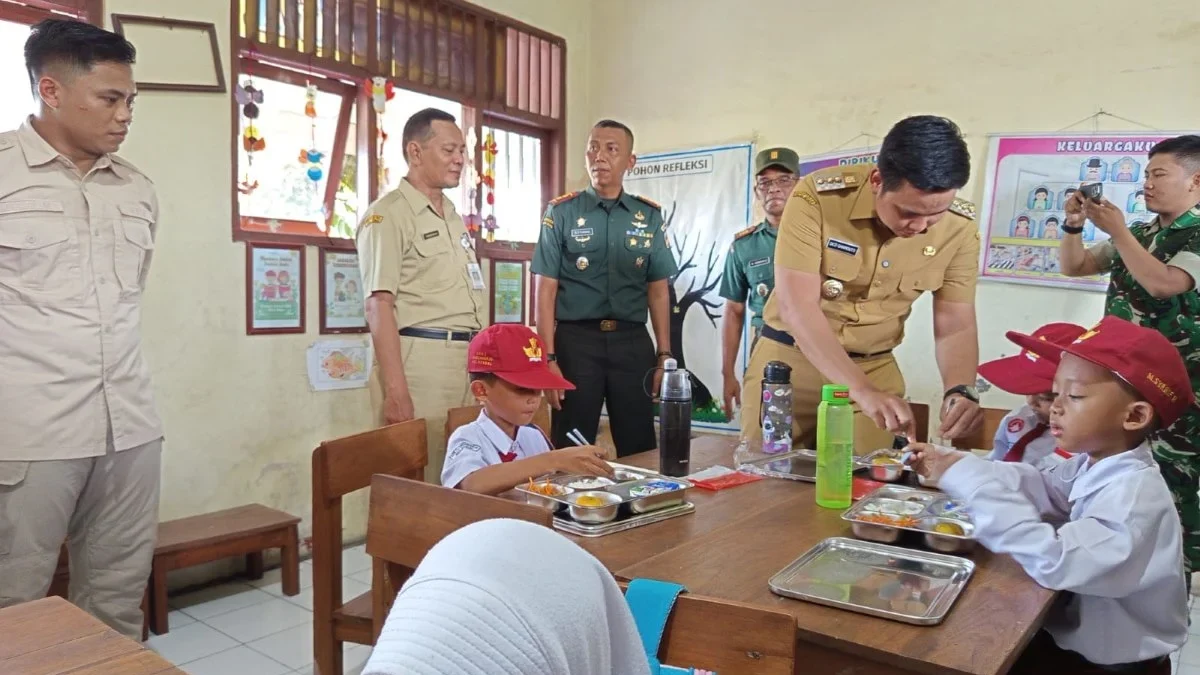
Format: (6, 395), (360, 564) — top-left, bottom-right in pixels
(1081, 182), (1103, 203)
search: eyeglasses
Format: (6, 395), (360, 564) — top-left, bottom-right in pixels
(755, 176), (798, 192)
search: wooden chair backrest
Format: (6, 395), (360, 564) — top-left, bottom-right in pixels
(619, 582), (796, 675)
(909, 401), (930, 443)
(365, 474), (553, 630)
(445, 400), (552, 446)
(952, 406), (1010, 451)
(311, 420), (427, 633)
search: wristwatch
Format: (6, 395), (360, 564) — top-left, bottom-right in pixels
(1061, 224), (1085, 235)
(546, 353), (558, 363)
(944, 385), (979, 403)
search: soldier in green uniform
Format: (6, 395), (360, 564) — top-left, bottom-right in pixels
(1061, 135), (1200, 583)
(719, 147), (800, 419)
(531, 120), (678, 457)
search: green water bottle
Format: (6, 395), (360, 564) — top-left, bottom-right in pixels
(816, 384), (854, 509)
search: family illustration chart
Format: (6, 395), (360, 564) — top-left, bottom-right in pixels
(978, 132), (1189, 291)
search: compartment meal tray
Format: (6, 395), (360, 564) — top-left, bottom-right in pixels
(553, 501), (695, 537)
(842, 485), (973, 540)
(768, 537), (975, 625)
(514, 463), (693, 509)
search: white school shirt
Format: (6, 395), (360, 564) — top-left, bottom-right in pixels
(986, 405), (1072, 470)
(940, 445), (1187, 665)
(441, 410), (552, 489)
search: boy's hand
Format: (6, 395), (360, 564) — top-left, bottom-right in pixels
(551, 446), (613, 477)
(904, 443), (967, 483)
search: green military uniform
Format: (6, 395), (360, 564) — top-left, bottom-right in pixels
(1090, 205), (1200, 576)
(531, 188), (678, 456)
(719, 220), (777, 338)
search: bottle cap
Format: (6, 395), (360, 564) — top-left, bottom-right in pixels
(763, 360), (791, 384)
(821, 384), (851, 404)
(660, 359), (691, 401)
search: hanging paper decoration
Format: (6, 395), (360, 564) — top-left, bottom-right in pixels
(299, 84), (324, 182)
(364, 77), (396, 188)
(463, 127), (481, 234)
(483, 215), (498, 243)
(235, 78), (265, 195)
(480, 129), (499, 239)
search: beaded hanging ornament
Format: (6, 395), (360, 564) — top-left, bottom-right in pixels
(236, 78), (265, 194)
(365, 77), (396, 188)
(481, 130), (498, 242)
(463, 126), (481, 234)
(298, 84), (325, 182)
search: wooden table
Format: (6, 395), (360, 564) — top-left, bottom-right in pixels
(0, 597), (184, 674)
(573, 437), (1056, 675)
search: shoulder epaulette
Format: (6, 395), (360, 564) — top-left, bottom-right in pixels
(814, 174), (856, 193)
(631, 193), (662, 210)
(110, 154), (152, 181)
(733, 225), (757, 241)
(548, 191), (581, 207)
(0, 132), (16, 152)
(948, 197), (977, 220)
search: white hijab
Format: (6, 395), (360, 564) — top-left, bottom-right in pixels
(363, 518), (652, 675)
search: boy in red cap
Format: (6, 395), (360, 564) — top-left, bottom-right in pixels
(978, 322), (1086, 470)
(442, 324), (613, 494)
(909, 316), (1192, 673)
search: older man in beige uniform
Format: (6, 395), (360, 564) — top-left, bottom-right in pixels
(357, 108), (486, 481)
(0, 20), (161, 639)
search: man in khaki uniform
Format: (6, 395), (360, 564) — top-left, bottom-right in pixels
(742, 116), (985, 452)
(0, 20), (161, 639)
(357, 108), (486, 480)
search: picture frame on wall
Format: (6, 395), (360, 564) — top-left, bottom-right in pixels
(491, 260), (527, 324)
(318, 247), (369, 334)
(246, 242), (306, 335)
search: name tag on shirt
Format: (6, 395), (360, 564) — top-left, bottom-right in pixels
(467, 262), (486, 290)
(826, 238), (859, 256)
(749, 257), (771, 268)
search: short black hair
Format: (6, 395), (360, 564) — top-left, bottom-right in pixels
(877, 115), (971, 192)
(24, 19), (136, 91)
(1149, 135), (1200, 174)
(593, 119), (634, 149)
(401, 108), (457, 161)
(469, 372), (497, 384)
(1035, 187), (1048, 195)
(1045, 216), (1059, 225)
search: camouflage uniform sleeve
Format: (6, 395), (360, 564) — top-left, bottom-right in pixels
(1086, 240), (1116, 273)
(719, 243), (748, 302)
(531, 203), (564, 279)
(646, 208), (678, 282)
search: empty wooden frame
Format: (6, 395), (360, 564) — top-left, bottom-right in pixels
(111, 14), (226, 93)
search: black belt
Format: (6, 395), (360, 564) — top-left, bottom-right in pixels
(760, 324), (892, 360)
(558, 319), (643, 333)
(399, 327), (479, 342)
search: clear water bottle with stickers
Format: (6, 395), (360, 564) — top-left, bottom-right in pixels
(760, 361), (793, 455)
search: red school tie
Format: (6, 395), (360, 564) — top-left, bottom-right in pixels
(498, 446), (518, 463)
(1002, 423), (1049, 463)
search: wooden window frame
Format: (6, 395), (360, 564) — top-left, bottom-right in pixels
(474, 113), (554, 262)
(0, 1), (102, 25)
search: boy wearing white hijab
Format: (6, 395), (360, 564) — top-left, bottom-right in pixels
(442, 324), (613, 494)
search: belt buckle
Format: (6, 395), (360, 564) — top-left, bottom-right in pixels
(599, 320), (618, 332)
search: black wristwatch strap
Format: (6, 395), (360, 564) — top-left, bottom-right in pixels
(944, 385), (980, 403)
(546, 353), (558, 363)
(1061, 224), (1084, 235)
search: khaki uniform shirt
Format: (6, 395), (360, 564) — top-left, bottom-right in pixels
(764, 164), (980, 355)
(0, 120), (162, 461)
(355, 179), (486, 331)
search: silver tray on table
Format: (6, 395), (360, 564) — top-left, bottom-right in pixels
(842, 485), (976, 554)
(514, 463), (693, 515)
(768, 537), (975, 625)
(553, 501), (695, 537)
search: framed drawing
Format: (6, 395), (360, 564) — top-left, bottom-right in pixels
(491, 260), (527, 324)
(246, 242), (306, 334)
(111, 15), (226, 93)
(318, 247), (368, 334)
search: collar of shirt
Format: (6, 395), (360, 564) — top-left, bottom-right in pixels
(756, 220), (777, 239)
(848, 179), (877, 222)
(1167, 204), (1200, 231)
(1061, 442), (1156, 504)
(583, 186), (635, 212)
(398, 177), (456, 217)
(16, 116), (130, 179)
(474, 409), (523, 458)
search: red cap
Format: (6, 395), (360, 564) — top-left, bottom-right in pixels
(468, 324), (575, 391)
(1006, 316), (1196, 427)
(978, 323), (1087, 395)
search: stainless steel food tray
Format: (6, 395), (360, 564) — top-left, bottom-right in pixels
(514, 463), (693, 512)
(842, 485), (976, 553)
(768, 537), (975, 625)
(553, 501), (695, 537)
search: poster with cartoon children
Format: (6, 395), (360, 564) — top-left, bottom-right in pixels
(321, 250), (367, 332)
(978, 131), (1195, 291)
(250, 244), (303, 331)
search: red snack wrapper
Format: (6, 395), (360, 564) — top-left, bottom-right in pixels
(691, 471), (763, 491)
(852, 477), (887, 501)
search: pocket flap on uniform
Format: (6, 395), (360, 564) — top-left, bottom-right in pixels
(0, 461), (30, 487)
(118, 202), (154, 222)
(412, 228), (451, 257)
(821, 252), (862, 282)
(0, 200), (65, 217)
(0, 223), (70, 250)
(900, 269), (945, 292)
(121, 221), (155, 249)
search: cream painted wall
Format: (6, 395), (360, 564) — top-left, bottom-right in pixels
(586, 0), (1200, 419)
(96, 0), (589, 580)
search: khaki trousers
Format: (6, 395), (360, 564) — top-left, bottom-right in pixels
(741, 336), (904, 455)
(370, 336), (473, 483)
(0, 439), (162, 640)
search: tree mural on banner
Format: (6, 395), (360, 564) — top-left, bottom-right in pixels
(662, 201), (727, 422)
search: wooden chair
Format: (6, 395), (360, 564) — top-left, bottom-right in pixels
(444, 399), (552, 445)
(909, 401), (930, 443)
(311, 420), (427, 675)
(618, 582), (796, 675)
(365, 474), (553, 637)
(952, 406), (1010, 451)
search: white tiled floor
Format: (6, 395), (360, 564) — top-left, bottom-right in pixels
(146, 545), (373, 675)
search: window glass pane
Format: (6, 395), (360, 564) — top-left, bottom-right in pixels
(329, 102), (358, 239)
(0, 20), (35, 130)
(379, 89), (465, 214)
(484, 125), (542, 244)
(237, 77), (343, 225)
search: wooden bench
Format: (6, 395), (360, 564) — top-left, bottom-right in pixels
(149, 503), (301, 636)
